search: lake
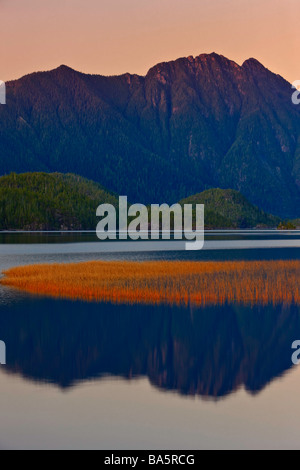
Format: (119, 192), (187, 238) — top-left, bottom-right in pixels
(0, 231), (300, 450)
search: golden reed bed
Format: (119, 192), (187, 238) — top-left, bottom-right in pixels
(1, 260), (300, 306)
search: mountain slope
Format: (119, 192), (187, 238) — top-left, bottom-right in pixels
(180, 188), (280, 228)
(0, 53), (300, 217)
(0, 172), (118, 230)
(0, 172), (279, 230)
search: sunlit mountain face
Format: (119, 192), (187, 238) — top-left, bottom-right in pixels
(0, 53), (300, 217)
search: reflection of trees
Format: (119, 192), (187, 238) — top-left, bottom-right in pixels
(0, 297), (299, 399)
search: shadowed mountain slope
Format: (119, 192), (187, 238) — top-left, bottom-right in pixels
(1, 53), (299, 217)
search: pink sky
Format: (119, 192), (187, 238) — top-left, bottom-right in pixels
(0, 0), (297, 83)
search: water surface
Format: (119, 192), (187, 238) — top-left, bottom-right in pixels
(0, 231), (300, 449)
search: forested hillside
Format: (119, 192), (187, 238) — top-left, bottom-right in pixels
(180, 189), (280, 228)
(0, 172), (117, 230)
(0, 173), (279, 230)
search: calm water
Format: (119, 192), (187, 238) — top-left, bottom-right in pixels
(0, 231), (300, 450)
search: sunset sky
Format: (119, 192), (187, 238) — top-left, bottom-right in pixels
(0, 0), (298, 83)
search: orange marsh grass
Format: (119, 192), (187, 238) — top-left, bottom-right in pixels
(1, 260), (300, 306)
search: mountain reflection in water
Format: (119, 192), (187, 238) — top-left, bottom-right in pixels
(0, 295), (299, 399)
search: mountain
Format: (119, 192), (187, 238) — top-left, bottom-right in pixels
(0, 173), (279, 230)
(0, 172), (117, 230)
(180, 188), (280, 228)
(0, 53), (300, 217)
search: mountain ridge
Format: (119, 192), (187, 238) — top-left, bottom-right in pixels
(6, 53), (286, 83)
(1, 52), (299, 217)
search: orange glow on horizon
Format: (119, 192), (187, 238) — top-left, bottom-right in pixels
(0, 0), (298, 84)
